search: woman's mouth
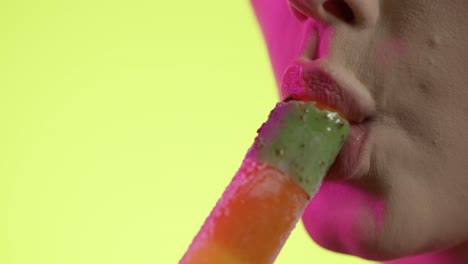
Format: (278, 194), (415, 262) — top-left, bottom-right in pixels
(280, 60), (376, 180)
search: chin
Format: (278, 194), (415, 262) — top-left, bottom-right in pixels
(301, 180), (392, 261)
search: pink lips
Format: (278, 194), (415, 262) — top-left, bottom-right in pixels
(281, 63), (372, 123)
(280, 63), (375, 180)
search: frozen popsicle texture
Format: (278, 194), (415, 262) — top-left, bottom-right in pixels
(247, 101), (349, 195)
(180, 101), (349, 264)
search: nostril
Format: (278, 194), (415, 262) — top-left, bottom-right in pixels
(323, 0), (355, 23)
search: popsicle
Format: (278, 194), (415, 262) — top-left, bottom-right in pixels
(180, 100), (349, 264)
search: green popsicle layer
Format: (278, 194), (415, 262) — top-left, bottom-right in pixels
(245, 101), (350, 196)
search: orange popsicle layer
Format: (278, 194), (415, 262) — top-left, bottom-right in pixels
(180, 101), (350, 264)
(180, 159), (310, 264)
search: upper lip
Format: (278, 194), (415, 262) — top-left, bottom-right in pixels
(280, 58), (376, 124)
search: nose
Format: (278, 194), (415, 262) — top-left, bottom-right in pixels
(288, 0), (379, 28)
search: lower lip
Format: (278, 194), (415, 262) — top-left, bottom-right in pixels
(325, 121), (372, 181)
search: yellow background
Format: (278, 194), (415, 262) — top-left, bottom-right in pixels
(1, 0), (375, 263)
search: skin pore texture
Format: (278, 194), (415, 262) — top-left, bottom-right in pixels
(249, 0), (468, 263)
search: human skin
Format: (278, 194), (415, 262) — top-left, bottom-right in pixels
(249, 0), (468, 263)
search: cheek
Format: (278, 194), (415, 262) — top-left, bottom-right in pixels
(374, 35), (409, 72)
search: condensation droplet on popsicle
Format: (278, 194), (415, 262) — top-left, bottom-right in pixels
(326, 112), (338, 120)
